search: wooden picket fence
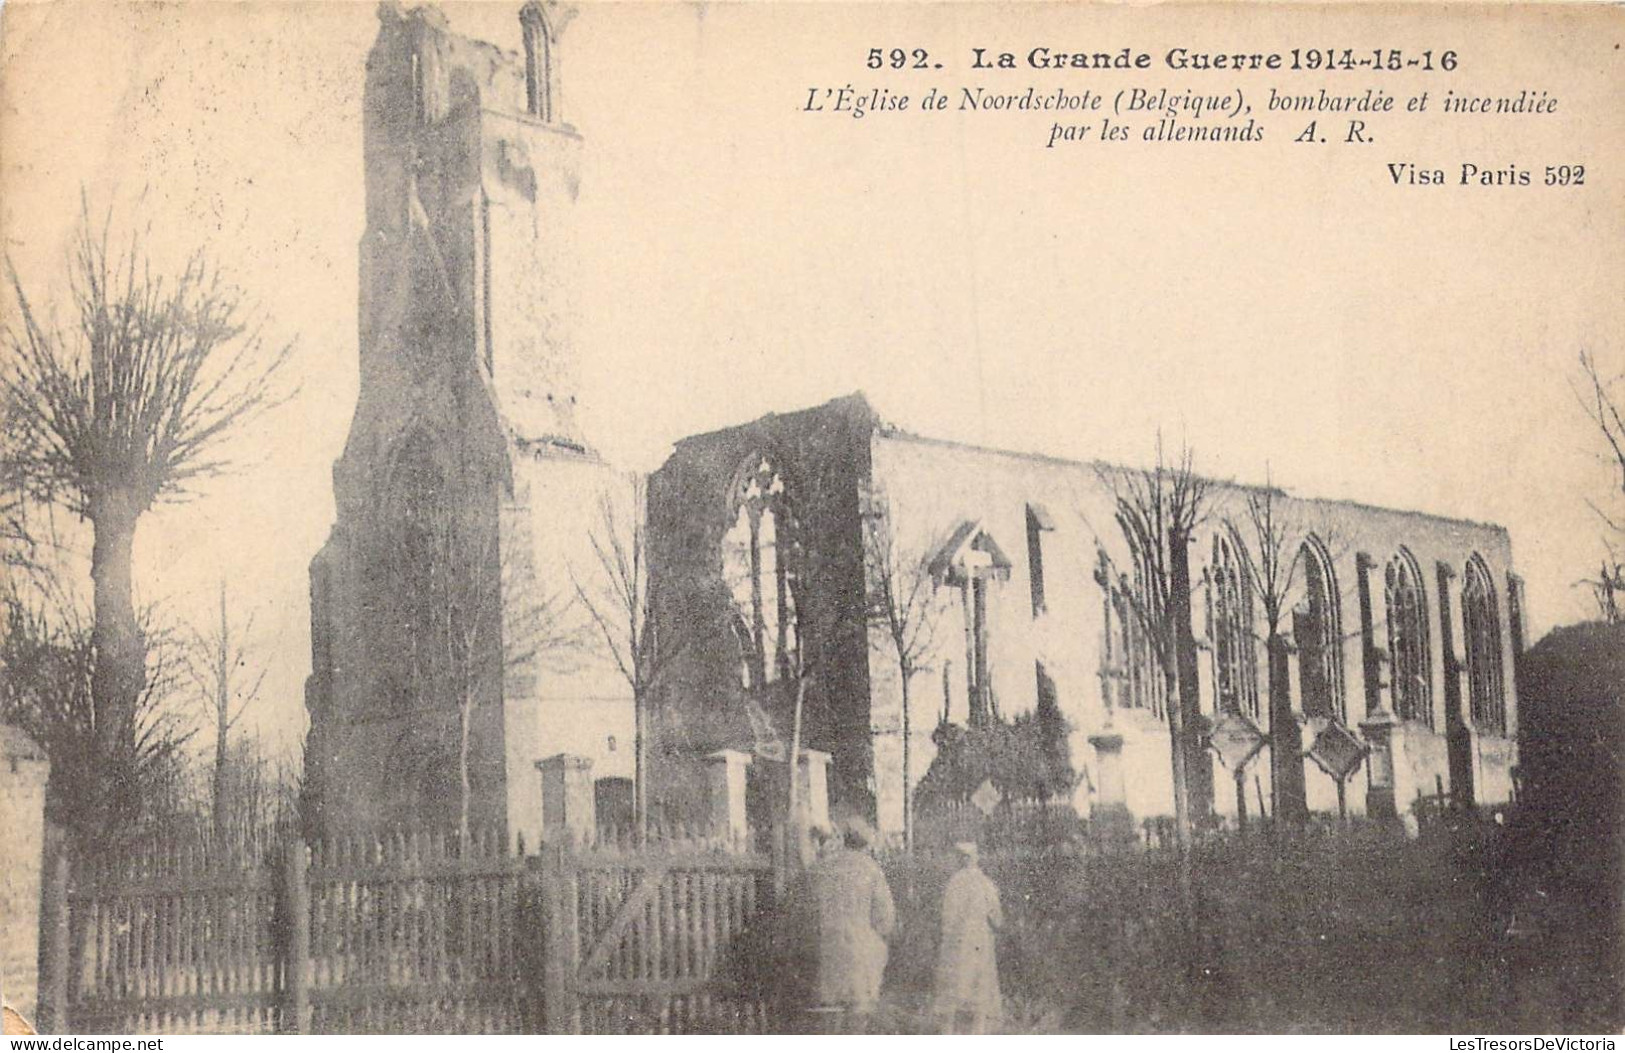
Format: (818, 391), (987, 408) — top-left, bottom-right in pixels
(66, 824), (286, 1034)
(61, 823), (783, 1035)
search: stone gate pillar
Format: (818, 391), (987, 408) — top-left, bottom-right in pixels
(1087, 732), (1136, 842)
(537, 754), (595, 847)
(1088, 733), (1128, 815)
(797, 749), (833, 835)
(706, 750), (752, 847)
(0, 726), (49, 1027)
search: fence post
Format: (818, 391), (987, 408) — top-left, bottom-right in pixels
(281, 839), (309, 1034)
(38, 847), (70, 1033)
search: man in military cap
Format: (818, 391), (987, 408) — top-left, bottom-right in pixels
(805, 814), (896, 1031)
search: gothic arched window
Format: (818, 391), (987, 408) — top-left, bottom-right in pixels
(1385, 549), (1433, 727)
(1098, 540), (1166, 720)
(1212, 532), (1260, 719)
(1295, 536), (1345, 722)
(409, 20), (448, 125)
(1124, 573), (1166, 718)
(723, 456), (798, 690)
(1463, 555), (1506, 735)
(519, 1), (555, 122)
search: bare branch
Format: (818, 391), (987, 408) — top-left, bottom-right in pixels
(1575, 350), (1625, 507)
(1094, 434), (1211, 678)
(862, 488), (944, 680)
(1226, 470), (1308, 636)
(3, 206), (294, 519)
(573, 476), (689, 697)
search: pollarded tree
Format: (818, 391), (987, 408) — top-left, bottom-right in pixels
(1095, 437), (1215, 1004)
(2, 210), (289, 832)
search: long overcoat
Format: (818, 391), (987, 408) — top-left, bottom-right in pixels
(933, 863), (1004, 1017)
(807, 847), (897, 1010)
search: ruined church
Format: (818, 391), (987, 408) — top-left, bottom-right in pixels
(306, 4), (1525, 847)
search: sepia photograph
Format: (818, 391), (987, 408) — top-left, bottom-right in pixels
(1, 0), (1621, 1037)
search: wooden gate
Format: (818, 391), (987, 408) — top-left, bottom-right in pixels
(535, 828), (780, 1034)
(300, 829), (527, 1033)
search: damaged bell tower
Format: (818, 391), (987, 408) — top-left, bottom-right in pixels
(304, 1), (614, 846)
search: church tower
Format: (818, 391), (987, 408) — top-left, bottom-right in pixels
(305, 2), (628, 845)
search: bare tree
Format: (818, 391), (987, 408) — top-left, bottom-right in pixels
(1580, 556), (1625, 625)
(1228, 484), (1293, 822)
(862, 489), (944, 854)
(1096, 436), (1212, 853)
(194, 734), (302, 839)
(1226, 478), (1313, 825)
(572, 476), (687, 840)
(410, 512), (576, 852)
(1575, 350), (1625, 623)
(1, 209), (290, 826)
(186, 581), (267, 838)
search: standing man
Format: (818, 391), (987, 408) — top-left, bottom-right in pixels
(806, 815), (896, 1032)
(934, 841), (1004, 1034)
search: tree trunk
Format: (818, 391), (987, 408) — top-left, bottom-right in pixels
(1169, 533), (1211, 821)
(1163, 660), (1199, 993)
(787, 677), (806, 863)
(459, 687), (473, 853)
(900, 669), (912, 854)
(1163, 666), (1191, 852)
(212, 707), (230, 837)
(213, 586), (231, 839)
(1166, 532), (1201, 996)
(88, 492), (143, 835)
(633, 683), (647, 844)
(1234, 764), (1249, 833)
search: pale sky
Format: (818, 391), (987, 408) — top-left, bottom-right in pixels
(2, 2), (1621, 756)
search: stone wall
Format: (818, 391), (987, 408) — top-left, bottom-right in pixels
(646, 395), (877, 824)
(0, 726), (48, 1024)
(864, 426), (1523, 829)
